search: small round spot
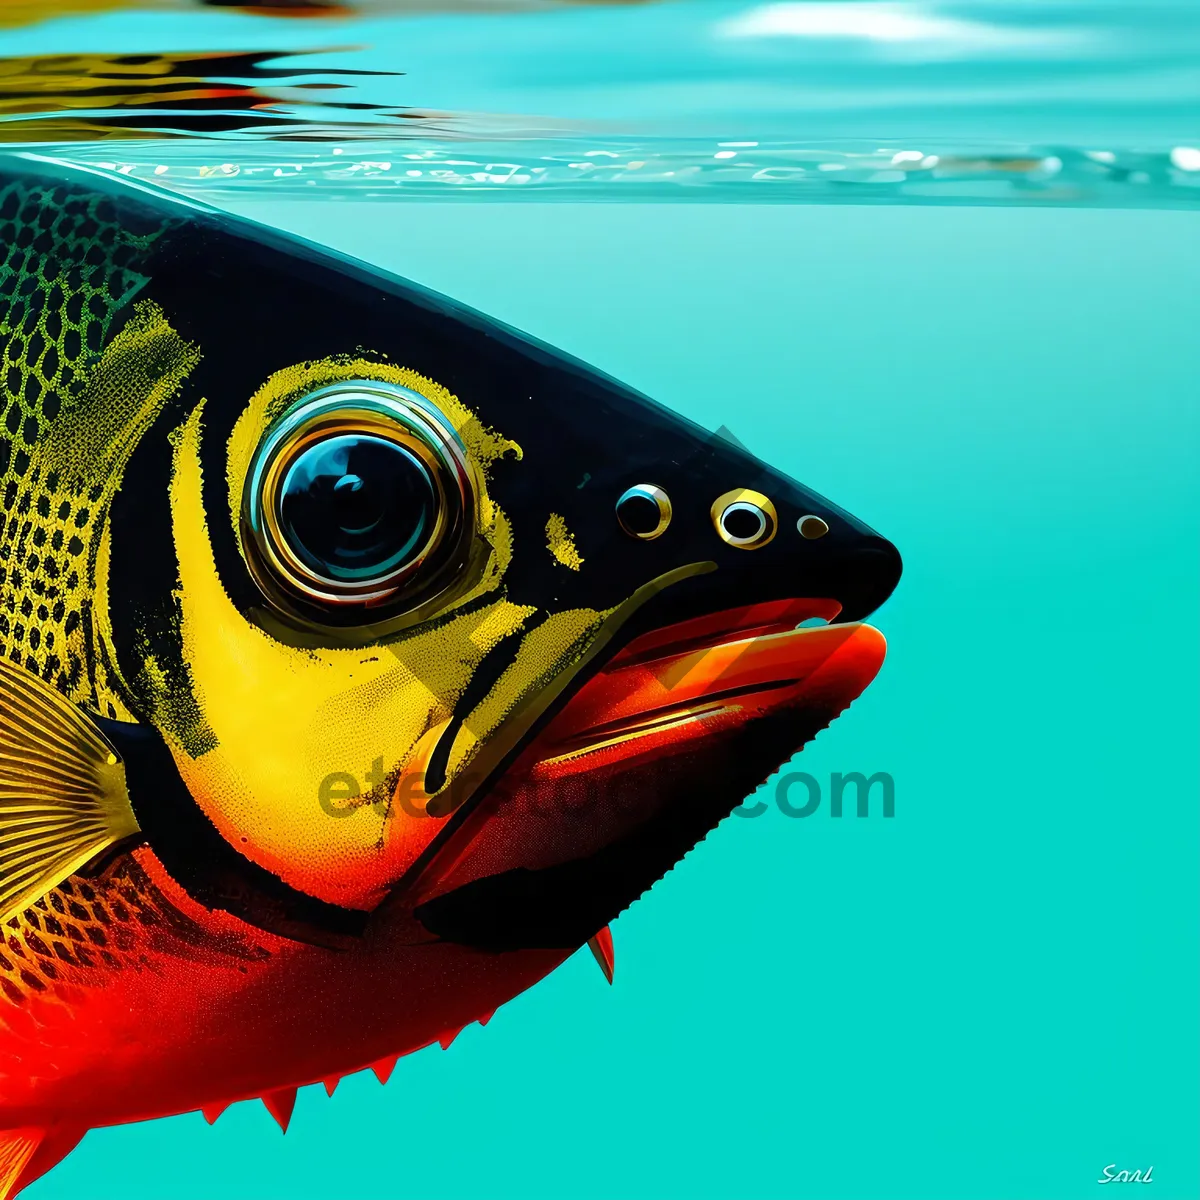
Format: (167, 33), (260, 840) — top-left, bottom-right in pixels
(711, 489), (777, 550)
(797, 514), (830, 540)
(616, 484), (672, 541)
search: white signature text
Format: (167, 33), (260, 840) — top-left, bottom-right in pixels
(1098, 1165), (1154, 1185)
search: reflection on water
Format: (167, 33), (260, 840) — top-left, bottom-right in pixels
(1, 0), (1199, 206)
(0, 0), (632, 29)
(0, 0), (350, 26)
(0, 50), (405, 139)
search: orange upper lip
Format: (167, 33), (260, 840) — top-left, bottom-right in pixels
(527, 598), (887, 773)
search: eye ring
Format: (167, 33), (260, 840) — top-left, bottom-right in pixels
(616, 484), (672, 540)
(711, 489), (777, 550)
(243, 380), (475, 621)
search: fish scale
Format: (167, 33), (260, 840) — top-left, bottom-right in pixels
(0, 861), (271, 1034)
(0, 177), (163, 716)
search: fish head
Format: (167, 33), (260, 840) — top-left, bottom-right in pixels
(3, 156), (900, 947)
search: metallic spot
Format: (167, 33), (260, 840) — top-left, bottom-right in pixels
(615, 484), (671, 541)
(711, 489), (777, 550)
(797, 514), (830, 540)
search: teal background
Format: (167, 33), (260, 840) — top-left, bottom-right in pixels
(28, 201), (1200, 1199)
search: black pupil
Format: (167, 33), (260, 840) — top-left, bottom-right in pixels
(722, 506), (763, 540)
(279, 434), (436, 582)
(618, 493), (661, 535)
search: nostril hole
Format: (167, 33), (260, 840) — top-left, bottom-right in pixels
(798, 515), (829, 540)
(616, 484), (672, 540)
(711, 489), (777, 550)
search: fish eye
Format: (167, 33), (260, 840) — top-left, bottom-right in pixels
(711, 489), (777, 550)
(243, 380), (475, 621)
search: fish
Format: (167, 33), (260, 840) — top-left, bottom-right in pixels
(0, 150), (901, 1196)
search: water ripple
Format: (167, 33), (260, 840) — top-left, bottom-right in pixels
(33, 138), (1200, 206)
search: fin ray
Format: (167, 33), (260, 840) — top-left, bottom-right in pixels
(0, 1129), (42, 1200)
(7, 1128), (84, 1200)
(0, 657), (140, 923)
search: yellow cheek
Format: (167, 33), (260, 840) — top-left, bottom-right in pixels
(447, 607), (611, 777)
(163, 404), (533, 909)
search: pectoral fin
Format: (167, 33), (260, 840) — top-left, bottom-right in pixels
(0, 657), (139, 924)
(0, 1129), (40, 1200)
(0, 1126), (85, 1200)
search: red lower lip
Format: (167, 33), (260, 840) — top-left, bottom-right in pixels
(526, 597), (887, 779)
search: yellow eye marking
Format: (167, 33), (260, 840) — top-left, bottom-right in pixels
(225, 356), (521, 559)
(545, 513), (584, 571)
(162, 400), (536, 909)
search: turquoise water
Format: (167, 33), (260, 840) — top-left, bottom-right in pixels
(7, 3), (1200, 1199)
(4, 1), (1200, 205)
(28, 200), (1200, 1200)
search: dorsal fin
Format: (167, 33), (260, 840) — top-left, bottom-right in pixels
(0, 658), (139, 923)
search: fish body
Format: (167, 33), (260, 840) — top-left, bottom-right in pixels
(0, 153), (900, 1195)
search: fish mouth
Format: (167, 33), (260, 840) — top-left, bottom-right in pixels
(405, 597), (886, 949)
(524, 598), (884, 776)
